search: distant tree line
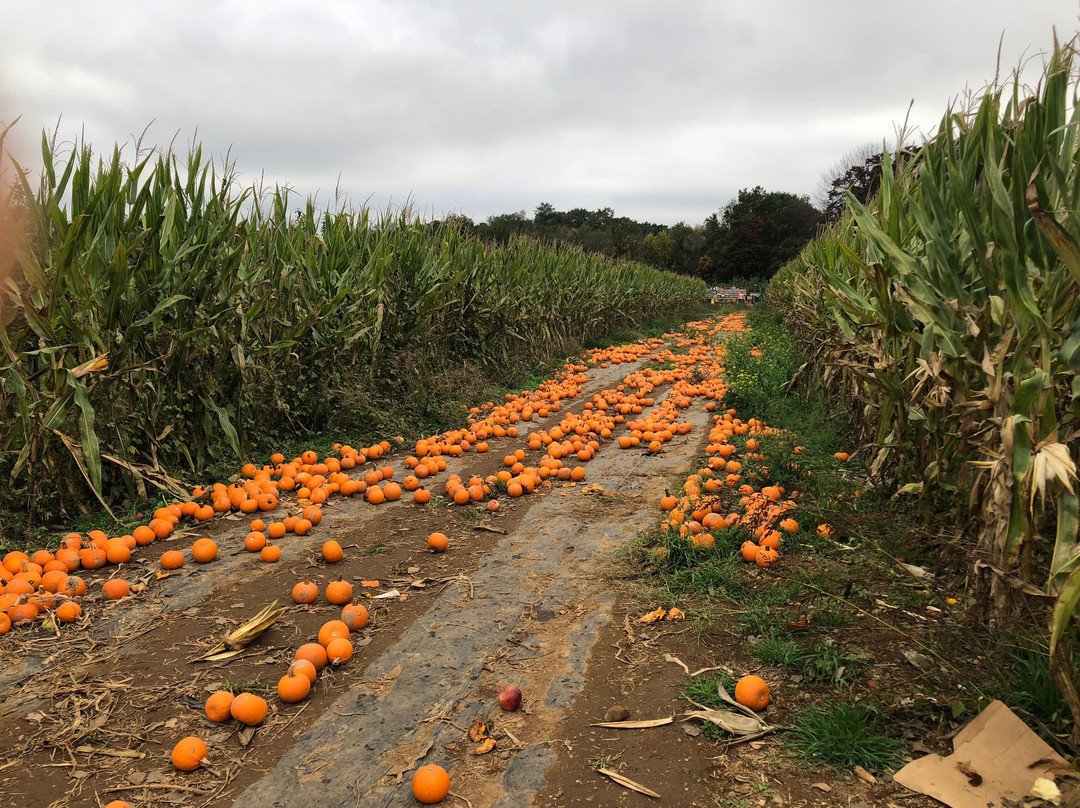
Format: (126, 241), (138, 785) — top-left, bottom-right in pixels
(437, 187), (824, 285)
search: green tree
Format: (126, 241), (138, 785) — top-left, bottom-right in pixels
(702, 187), (822, 282)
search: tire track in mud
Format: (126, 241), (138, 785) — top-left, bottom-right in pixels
(233, 396), (713, 807)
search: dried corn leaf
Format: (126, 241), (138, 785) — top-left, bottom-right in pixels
(1030, 439), (1077, 510)
(716, 682), (768, 721)
(589, 717), (674, 729)
(193, 601), (286, 662)
(74, 746), (145, 759)
(372, 589), (401, 599)
(681, 708), (764, 735)
(637, 607), (665, 623)
(598, 768), (660, 798)
(688, 664), (728, 678)
(472, 738), (496, 755)
(665, 654), (690, 674)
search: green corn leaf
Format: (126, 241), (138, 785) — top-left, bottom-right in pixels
(66, 369), (102, 493)
(207, 400), (242, 457)
(1050, 564), (1080, 658)
(1049, 488), (1080, 593)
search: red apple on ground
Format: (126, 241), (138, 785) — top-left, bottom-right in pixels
(498, 685), (522, 711)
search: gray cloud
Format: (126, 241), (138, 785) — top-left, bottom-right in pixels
(2, 1), (1077, 225)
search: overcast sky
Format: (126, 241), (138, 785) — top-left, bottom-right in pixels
(1, 1), (1078, 226)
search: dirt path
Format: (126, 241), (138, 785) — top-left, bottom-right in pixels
(232, 392), (713, 808)
(0, 349), (722, 807)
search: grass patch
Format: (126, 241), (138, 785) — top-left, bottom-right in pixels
(357, 542), (388, 557)
(992, 641), (1077, 738)
(748, 630), (862, 684)
(682, 672), (738, 707)
(784, 700), (905, 773)
(220, 678), (271, 695)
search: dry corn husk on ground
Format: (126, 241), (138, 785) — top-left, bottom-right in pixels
(192, 601), (287, 662)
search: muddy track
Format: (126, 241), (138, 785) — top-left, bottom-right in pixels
(1, 352), (716, 807)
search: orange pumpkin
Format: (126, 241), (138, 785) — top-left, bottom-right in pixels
(292, 581), (318, 604)
(325, 579), (353, 605)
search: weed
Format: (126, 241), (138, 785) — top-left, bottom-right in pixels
(750, 637), (861, 684)
(993, 642), (1076, 737)
(357, 543), (388, 557)
(784, 700), (905, 773)
(810, 607), (852, 628)
(588, 752), (622, 770)
(752, 636), (805, 668)
(682, 672), (738, 708)
(714, 797), (750, 808)
(220, 678), (270, 695)
(749, 780), (775, 796)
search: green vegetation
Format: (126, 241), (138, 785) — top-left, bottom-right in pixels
(767, 38), (1080, 739)
(0, 126), (704, 535)
(992, 642), (1078, 738)
(682, 671), (738, 706)
(751, 636), (862, 684)
(784, 701), (905, 773)
(715, 307), (804, 429)
(220, 678), (270, 695)
(357, 543), (388, 557)
(587, 752), (622, 770)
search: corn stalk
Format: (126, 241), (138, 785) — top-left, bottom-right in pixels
(0, 130), (705, 522)
(768, 38), (1080, 743)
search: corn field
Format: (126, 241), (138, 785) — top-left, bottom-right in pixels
(0, 127), (704, 524)
(767, 40), (1080, 740)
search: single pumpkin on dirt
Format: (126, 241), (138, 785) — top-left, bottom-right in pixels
(278, 666), (311, 703)
(171, 736), (208, 771)
(734, 674), (770, 711)
(412, 763), (450, 804)
(205, 690), (235, 722)
(230, 692), (268, 726)
(292, 580), (319, 604)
